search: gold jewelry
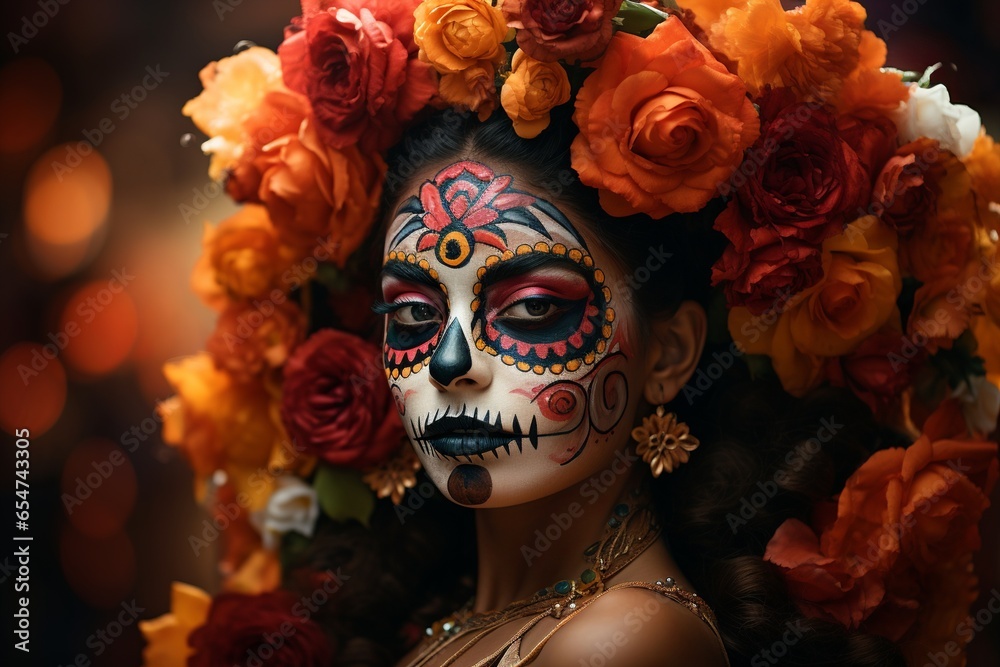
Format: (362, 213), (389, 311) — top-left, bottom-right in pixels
(631, 406), (700, 477)
(406, 485), (661, 667)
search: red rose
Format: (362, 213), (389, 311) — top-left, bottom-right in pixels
(278, 0), (438, 153)
(737, 88), (871, 244)
(837, 113), (897, 186)
(872, 141), (939, 236)
(824, 328), (916, 419)
(188, 590), (334, 667)
(206, 300), (307, 382)
(711, 205), (823, 315)
(281, 329), (404, 468)
(502, 0), (620, 62)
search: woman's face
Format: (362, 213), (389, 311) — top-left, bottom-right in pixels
(379, 158), (648, 507)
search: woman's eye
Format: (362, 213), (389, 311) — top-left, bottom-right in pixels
(500, 298), (559, 321)
(394, 302), (440, 325)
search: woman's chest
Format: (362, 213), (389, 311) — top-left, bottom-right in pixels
(395, 613), (562, 667)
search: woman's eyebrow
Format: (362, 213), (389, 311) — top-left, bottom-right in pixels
(479, 252), (588, 288)
(379, 260), (441, 290)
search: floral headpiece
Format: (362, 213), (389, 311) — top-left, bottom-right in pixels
(144, 1), (1000, 666)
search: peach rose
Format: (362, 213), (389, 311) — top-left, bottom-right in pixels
(707, 0), (866, 102)
(159, 353), (286, 509)
(414, 0), (509, 74)
(253, 118), (387, 265)
(729, 217), (902, 396)
(191, 205), (301, 312)
(871, 138), (941, 236)
(570, 16), (759, 219)
(183, 47), (300, 181)
(500, 50), (571, 139)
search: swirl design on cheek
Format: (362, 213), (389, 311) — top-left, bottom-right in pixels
(532, 352), (629, 464)
(381, 252), (447, 380)
(470, 244), (615, 375)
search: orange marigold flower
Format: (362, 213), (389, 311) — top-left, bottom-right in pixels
(836, 30), (909, 118)
(500, 50), (571, 139)
(964, 130), (1000, 232)
(571, 16), (759, 219)
(728, 216), (902, 396)
(191, 205), (301, 311)
(708, 0), (867, 101)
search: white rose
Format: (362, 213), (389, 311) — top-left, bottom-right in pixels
(893, 83), (981, 158)
(951, 375), (1000, 437)
(252, 475), (319, 550)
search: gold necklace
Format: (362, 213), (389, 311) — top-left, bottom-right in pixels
(405, 484), (661, 667)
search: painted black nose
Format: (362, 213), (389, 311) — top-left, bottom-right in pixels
(430, 319), (472, 387)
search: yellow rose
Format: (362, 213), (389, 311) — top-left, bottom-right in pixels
(500, 50), (571, 139)
(139, 582), (211, 667)
(160, 353), (284, 509)
(414, 0), (509, 74)
(730, 216), (902, 395)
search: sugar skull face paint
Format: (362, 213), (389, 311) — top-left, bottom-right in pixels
(379, 160), (644, 507)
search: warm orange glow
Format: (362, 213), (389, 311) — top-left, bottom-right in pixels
(0, 58), (61, 154)
(60, 279), (139, 376)
(23, 146), (111, 246)
(0, 342), (67, 436)
(60, 438), (137, 538)
(60, 528), (136, 610)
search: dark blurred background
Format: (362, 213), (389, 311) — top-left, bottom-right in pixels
(0, 1), (997, 666)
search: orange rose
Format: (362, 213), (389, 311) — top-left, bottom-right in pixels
(159, 353), (285, 508)
(765, 398), (998, 634)
(438, 63), (500, 121)
(191, 205), (301, 311)
(898, 557), (980, 667)
(676, 0), (741, 28)
(139, 582), (212, 667)
(500, 50), (571, 139)
(255, 118), (387, 265)
(206, 299), (307, 382)
(183, 47), (301, 181)
(414, 0), (509, 74)
(729, 216), (902, 396)
(707, 0), (866, 102)
(906, 277), (973, 355)
(571, 16), (759, 218)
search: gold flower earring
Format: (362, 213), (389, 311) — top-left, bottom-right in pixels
(631, 406), (700, 477)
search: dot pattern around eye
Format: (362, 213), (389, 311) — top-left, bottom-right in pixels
(382, 252), (448, 380)
(470, 242), (615, 375)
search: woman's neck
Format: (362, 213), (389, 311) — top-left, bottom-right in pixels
(470, 448), (648, 613)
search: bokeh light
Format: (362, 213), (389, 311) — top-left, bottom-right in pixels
(60, 280), (139, 377)
(60, 529), (137, 610)
(0, 58), (61, 154)
(60, 438), (137, 538)
(0, 342), (67, 436)
(23, 145), (112, 279)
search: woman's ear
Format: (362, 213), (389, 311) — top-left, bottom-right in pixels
(642, 301), (707, 405)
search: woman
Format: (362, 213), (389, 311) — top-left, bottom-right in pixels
(371, 104), (903, 666)
(154, 1), (999, 666)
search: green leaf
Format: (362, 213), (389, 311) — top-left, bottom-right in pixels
(313, 465), (375, 527)
(616, 1), (676, 36)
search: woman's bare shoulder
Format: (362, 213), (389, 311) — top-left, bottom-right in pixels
(527, 586), (728, 667)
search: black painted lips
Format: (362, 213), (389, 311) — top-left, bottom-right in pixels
(414, 412), (539, 459)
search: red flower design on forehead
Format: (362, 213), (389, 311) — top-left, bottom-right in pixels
(388, 159), (586, 268)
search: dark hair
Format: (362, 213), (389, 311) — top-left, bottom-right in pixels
(293, 105), (909, 665)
